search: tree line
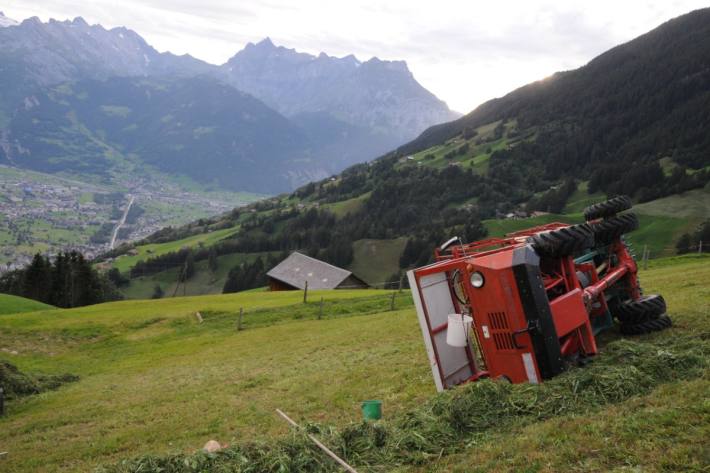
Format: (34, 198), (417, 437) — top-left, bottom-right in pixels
(0, 252), (122, 308)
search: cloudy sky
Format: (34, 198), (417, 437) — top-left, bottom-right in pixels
(4, 0), (708, 112)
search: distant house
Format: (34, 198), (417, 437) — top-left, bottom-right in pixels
(266, 252), (368, 291)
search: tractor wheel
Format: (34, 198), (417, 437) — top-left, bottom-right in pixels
(584, 195), (632, 221)
(591, 213), (639, 245)
(619, 314), (672, 336)
(529, 223), (594, 257)
(614, 294), (666, 324)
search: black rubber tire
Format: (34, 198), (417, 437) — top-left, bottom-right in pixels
(591, 213), (639, 245)
(620, 314), (672, 336)
(615, 294), (666, 324)
(529, 223), (594, 257)
(584, 195), (632, 221)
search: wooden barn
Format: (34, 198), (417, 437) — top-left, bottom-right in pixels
(266, 252), (368, 291)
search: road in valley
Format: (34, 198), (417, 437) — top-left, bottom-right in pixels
(109, 194), (134, 250)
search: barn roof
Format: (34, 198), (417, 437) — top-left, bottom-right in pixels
(266, 252), (355, 290)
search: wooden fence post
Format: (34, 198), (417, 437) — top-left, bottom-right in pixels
(303, 281), (308, 304)
(319, 297), (323, 320)
(390, 292), (396, 311)
(643, 248), (649, 270)
(237, 307), (243, 331)
(699, 241), (703, 254)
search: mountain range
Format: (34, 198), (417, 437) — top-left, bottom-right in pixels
(96, 7), (710, 298)
(0, 13), (457, 192)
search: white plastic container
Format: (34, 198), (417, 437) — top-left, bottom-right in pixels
(446, 313), (473, 347)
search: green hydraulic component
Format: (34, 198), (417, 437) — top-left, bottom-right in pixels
(574, 250), (601, 264)
(591, 309), (614, 335)
(575, 248), (615, 335)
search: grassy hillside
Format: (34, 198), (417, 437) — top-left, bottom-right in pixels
(111, 226), (241, 272)
(109, 188), (705, 300)
(0, 255), (708, 472)
(0, 294), (54, 315)
(350, 237), (408, 285)
(120, 251), (272, 299)
(562, 181), (606, 213)
(482, 207), (693, 259)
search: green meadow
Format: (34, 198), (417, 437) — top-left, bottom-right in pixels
(0, 255), (708, 472)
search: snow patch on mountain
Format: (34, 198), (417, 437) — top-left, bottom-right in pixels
(0, 11), (19, 27)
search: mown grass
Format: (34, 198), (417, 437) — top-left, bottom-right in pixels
(0, 289), (417, 472)
(625, 213), (690, 258)
(120, 252), (272, 299)
(0, 255), (707, 472)
(633, 188), (710, 220)
(350, 238), (408, 286)
(101, 335), (708, 473)
(0, 294), (55, 315)
(111, 226), (240, 272)
(122, 235), (406, 299)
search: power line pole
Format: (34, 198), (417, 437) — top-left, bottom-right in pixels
(643, 247), (649, 270)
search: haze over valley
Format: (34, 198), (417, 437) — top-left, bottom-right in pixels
(0, 12), (456, 265)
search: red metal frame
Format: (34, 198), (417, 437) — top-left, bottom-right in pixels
(412, 221), (640, 388)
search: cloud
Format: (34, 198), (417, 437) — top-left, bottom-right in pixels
(5, 0), (708, 112)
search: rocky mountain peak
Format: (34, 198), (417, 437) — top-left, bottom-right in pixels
(255, 37), (275, 48)
(0, 15), (213, 89)
(222, 38), (458, 139)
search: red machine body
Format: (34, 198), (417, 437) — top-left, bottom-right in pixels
(408, 222), (640, 390)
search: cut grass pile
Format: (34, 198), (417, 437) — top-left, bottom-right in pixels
(0, 361), (78, 400)
(98, 334), (708, 473)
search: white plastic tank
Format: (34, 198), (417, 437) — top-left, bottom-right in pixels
(446, 313), (473, 347)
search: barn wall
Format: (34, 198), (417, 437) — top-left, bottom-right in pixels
(268, 277), (298, 291)
(336, 275), (369, 289)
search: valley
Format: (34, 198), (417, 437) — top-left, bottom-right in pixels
(0, 5), (709, 473)
(99, 107), (709, 301)
(0, 16), (457, 263)
(0, 165), (261, 270)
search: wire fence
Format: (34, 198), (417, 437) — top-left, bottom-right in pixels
(632, 241), (706, 270)
(189, 291), (414, 333)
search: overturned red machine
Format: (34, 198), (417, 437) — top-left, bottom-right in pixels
(407, 196), (671, 391)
